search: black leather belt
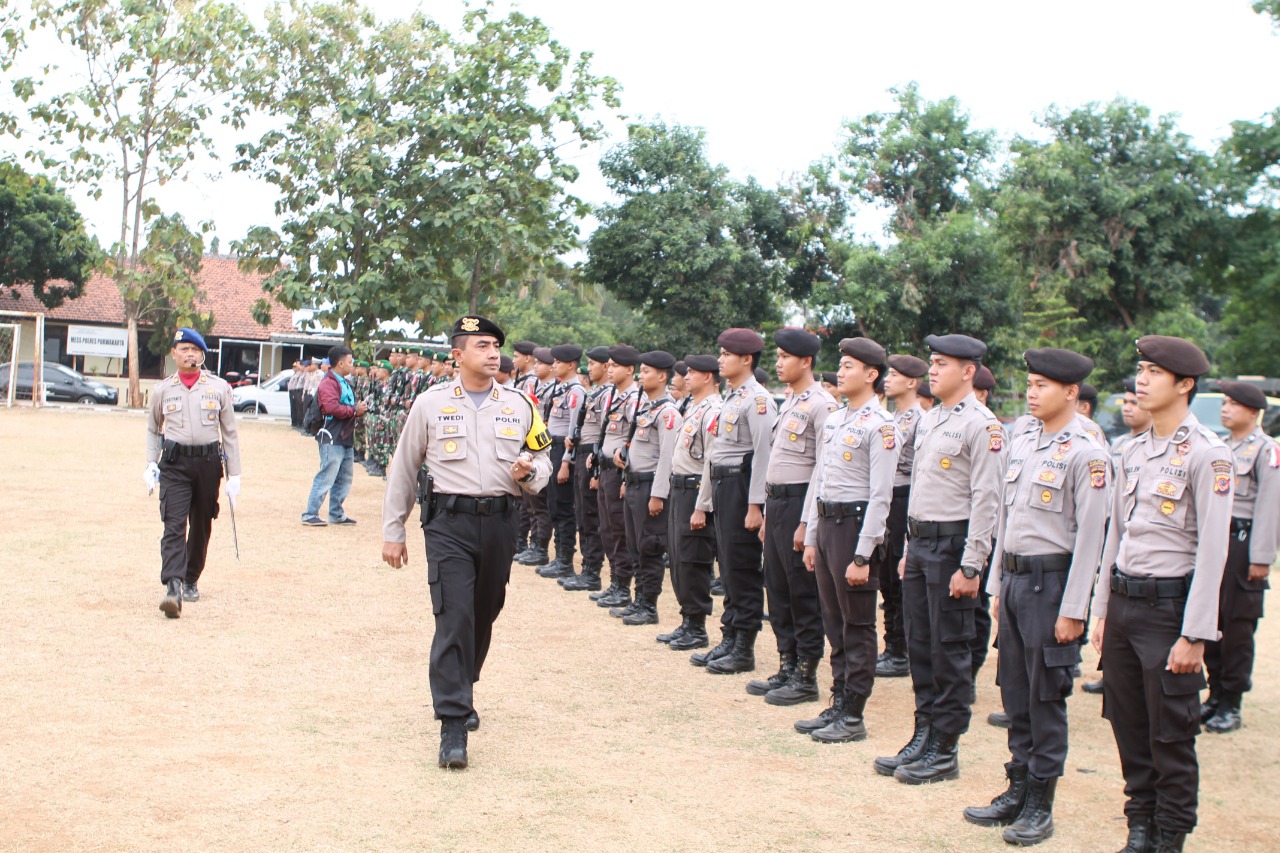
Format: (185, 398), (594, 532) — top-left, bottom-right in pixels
(670, 474), (702, 490)
(908, 518), (969, 538)
(172, 441), (220, 457)
(711, 463), (746, 478)
(1231, 517), (1253, 534)
(892, 484), (911, 498)
(766, 482), (808, 498)
(1003, 553), (1072, 575)
(1110, 568), (1191, 600)
(818, 499), (866, 519)
(433, 494), (512, 516)
(624, 470), (655, 485)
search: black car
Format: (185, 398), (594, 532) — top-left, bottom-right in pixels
(0, 361), (120, 405)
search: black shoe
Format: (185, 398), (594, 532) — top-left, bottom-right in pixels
(875, 653), (910, 678)
(811, 693), (868, 743)
(706, 629), (757, 674)
(597, 586), (632, 608)
(609, 600), (641, 619)
(536, 557), (574, 578)
(746, 653), (796, 696)
(1204, 692), (1242, 733)
(668, 618), (709, 651)
(988, 711), (1011, 729)
(331, 516), (357, 525)
(159, 579), (182, 618)
(874, 715), (931, 776)
(876, 649), (891, 665)
(561, 570), (602, 592)
(438, 718), (468, 769)
(963, 762), (1028, 826)
(795, 689), (845, 735)
(1118, 818), (1153, 853)
(622, 598), (659, 626)
(466, 710), (480, 732)
(1151, 826), (1185, 853)
(710, 577), (724, 596)
(894, 729), (960, 785)
(1199, 689), (1219, 722)
(516, 544), (549, 566)
(766, 657), (821, 706)
(1083, 677), (1105, 695)
(691, 627), (736, 667)
(589, 581), (617, 601)
(1002, 774), (1056, 845)
(182, 581), (200, 602)
(657, 617), (690, 644)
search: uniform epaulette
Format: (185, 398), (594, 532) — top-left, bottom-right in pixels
(1195, 424), (1228, 449)
(424, 380), (454, 394)
(974, 401), (999, 422)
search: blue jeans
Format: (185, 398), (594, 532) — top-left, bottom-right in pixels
(305, 441), (354, 521)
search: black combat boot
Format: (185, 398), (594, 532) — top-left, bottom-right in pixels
(894, 729), (960, 785)
(517, 540), (550, 566)
(795, 688), (845, 735)
(438, 718), (468, 769)
(588, 575), (613, 600)
(1205, 691), (1242, 733)
(596, 583), (631, 608)
(609, 598), (642, 619)
(159, 578), (182, 619)
(1118, 818), (1154, 853)
(876, 644), (910, 678)
(963, 762), (1028, 826)
(1151, 826), (1185, 853)
(709, 577), (724, 596)
(873, 715), (931, 776)
(536, 556), (574, 578)
(1003, 774), (1056, 845)
(706, 629), (757, 674)
(691, 626), (737, 667)
(669, 614), (709, 650)
(465, 710), (480, 732)
(811, 692), (868, 743)
(561, 565), (602, 591)
(988, 711), (1011, 728)
(622, 596), (659, 625)
(746, 652), (796, 696)
(766, 656), (821, 706)
(182, 580), (200, 602)
(1199, 687), (1219, 722)
(657, 617), (691, 644)
(1082, 675), (1104, 695)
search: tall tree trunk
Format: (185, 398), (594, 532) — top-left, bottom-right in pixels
(126, 310), (141, 408)
(469, 252), (482, 315)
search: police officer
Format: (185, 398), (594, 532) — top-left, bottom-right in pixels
(510, 341), (541, 560)
(612, 350), (680, 625)
(516, 347), (556, 567)
(595, 345), (642, 609)
(381, 316), (552, 770)
(875, 334), (1004, 785)
(963, 348), (1109, 845)
(144, 328), (242, 616)
(561, 346), (612, 592)
(694, 328), (778, 674)
(752, 328), (836, 704)
(653, 354), (723, 649)
(797, 337), (898, 743)
(879, 353), (929, 679)
(1201, 380), (1278, 733)
(1091, 335), (1232, 852)
(536, 344), (586, 579)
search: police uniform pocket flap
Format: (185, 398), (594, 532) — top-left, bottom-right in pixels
(1150, 479), (1187, 501)
(934, 438), (963, 457)
(939, 593), (979, 612)
(1042, 643), (1082, 669)
(1160, 669), (1207, 696)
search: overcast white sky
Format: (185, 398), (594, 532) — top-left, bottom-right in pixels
(10, 0), (1280, 249)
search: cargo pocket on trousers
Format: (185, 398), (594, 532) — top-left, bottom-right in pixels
(850, 590), (878, 626)
(1039, 642), (1082, 702)
(1156, 669), (1207, 743)
(427, 562), (444, 615)
(640, 532), (666, 557)
(939, 594), (977, 643)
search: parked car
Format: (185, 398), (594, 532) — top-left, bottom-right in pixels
(1096, 391), (1280, 440)
(231, 369), (293, 415)
(0, 361), (119, 405)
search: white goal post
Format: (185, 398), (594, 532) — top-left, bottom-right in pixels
(0, 310), (47, 409)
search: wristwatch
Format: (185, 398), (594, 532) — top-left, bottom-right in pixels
(1181, 636), (1203, 645)
(960, 565), (980, 579)
(852, 555), (869, 567)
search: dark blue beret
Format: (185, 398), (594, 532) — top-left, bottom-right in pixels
(173, 327), (208, 353)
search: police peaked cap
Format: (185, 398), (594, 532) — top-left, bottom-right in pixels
(607, 345), (641, 367)
(1135, 335), (1210, 378)
(550, 344), (583, 363)
(586, 346), (611, 364)
(839, 337), (887, 367)
(1023, 348), (1094, 385)
(173, 327), (208, 353)
(925, 334), (987, 361)
(683, 354), (719, 374)
(512, 340), (538, 355)
(533, 346), (554, 365)
(772, 327), (821, 358)
(1219, 380), (1267, 410)
(640, 350), (676, 370)
(450, 315), (506, 347)
(717, 328), (764, 355)
(887, 354), (928, 379)
(974, 365), (996, 392)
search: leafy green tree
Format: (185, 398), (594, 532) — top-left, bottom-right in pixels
(0, 161), (100, 307)
(1256, 1), (1280, 25)
(488, 282), (646, 353)
(118, 212), (213, 358)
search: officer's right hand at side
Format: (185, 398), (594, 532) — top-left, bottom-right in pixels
(143, 462), (160, 493)
(356, 401), (369, 416)
(382, 541), (408, 569)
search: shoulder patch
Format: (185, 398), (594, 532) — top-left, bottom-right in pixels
(1088, 459), (1107, 489)
(986, 423), (1005, 452)
(879, 424), (897, 450)
(755, 394), (769, 415)
(1269, 442), (1280, 469)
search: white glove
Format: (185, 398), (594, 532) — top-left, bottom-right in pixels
(225, 475), (241, 505)
(144, 463), (160, 494)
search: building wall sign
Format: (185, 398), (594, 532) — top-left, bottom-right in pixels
(66, 325), (128, 358)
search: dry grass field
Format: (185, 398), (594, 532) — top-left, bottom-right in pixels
(0, 406), (1276, 852)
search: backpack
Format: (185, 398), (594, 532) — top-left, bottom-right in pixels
(302, 393), (326, 436)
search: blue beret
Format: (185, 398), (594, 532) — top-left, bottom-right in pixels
(925, 334), (987, 360)
(173, 327), (208, 353)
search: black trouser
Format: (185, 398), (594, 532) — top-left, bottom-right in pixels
(422, 500), (517, 720)
(1102, 580), (1204, 834)
(668, 477), (715, 617)
(814, 508), (878, 697)
(598, 465), (635, 587)
(903, 529), (976, 735)
(763, 490), (824, 659)
(998, 562), (1078, 779)
(574, 445), (605, 569)
(528, 485), (551, 545)
(158, 451), (222, 585)
(881, 485), (910, 655)
(623, 475), (667, 601)
(972, 558), (993, 677)
(517, 491), (532, 548)
(289, 388), (303, 427)
(710, 468), (764, 633)
(1205, 523), (1268, 694)
(546, 439), (577, 561)
(300, 393), (313, 428)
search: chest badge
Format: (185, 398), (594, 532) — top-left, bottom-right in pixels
(843, 451), (853, 462)
(1156, 481), (1177, 497)
(1041, 490), (1052, 503)
(789, 433), (798, 442)
(444, 440), (458, 454)
(442, 406), (457, 414)
(1169, 457), (1185, 467)
(1038, 470), (1056, 483)
(501, 406), (514, 415)
(1159, 499), (1176, 515)
(940, 457), (952, 470)
(500, 427), (517, 437)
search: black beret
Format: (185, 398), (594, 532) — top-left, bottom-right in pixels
(450, 315), (505, 348)
(533, 346), (554, 365)
(1135, 335), (1210, 378)
(640, 350), (676, 370)
(888, 354), (928, 379)
(839, 337), (887, 366)
(821, 371), (839, 386)
(974, 365), (996, 391)
(925, 333), (987, 360)
(498, 355), (514, 373)
(918, 381), (934, 400)
(754, 367), (770, 385)
(683, 354), (719, 374)
(550, 344), (583, 363)
(1220, 380), (1267, 410)
(607, 344), (641, 367)
(772, 327), (821, 358)
(1023, 348), (1094, 385)
(1078, 382), (1098, 403)
(718, 327), (764, 355)
(1123, 377), (1137, 395)
(512, 340), (538, 356)
(673, 360), (687, 377)
(586, 346), (611, 364)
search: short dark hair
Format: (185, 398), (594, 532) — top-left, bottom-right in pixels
(1176, 376), (1199, 404)
(749, 352), (761, 371)
(1079, 398), (1096, 418)
(328, 345), (353, 364)
(872, 363), (886, 396)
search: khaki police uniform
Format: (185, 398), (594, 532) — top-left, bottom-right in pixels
(545, 376), (585, 565)
(571, 381), (612, 577)
(599, 383), (641, 594)
(883, 401), (923, 662)
(623, 391), (681, 607)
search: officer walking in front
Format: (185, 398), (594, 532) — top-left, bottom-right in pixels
(875, 334), (1004, 785)
(144, 328), (242, 616)
(381, 316), (551, 770)
(1091, 335), (1232, 852)
(963, 348), (1109, 845)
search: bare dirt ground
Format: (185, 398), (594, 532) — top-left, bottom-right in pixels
(1, 407), (1276, 852)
